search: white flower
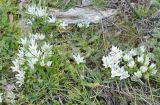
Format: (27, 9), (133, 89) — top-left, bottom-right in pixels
(32, 50), (42, 58)
(120, 71), (130, 80)
(77, 21), (90, 28)
(111, 70), (120, 78)
(28, 38), (36, 47)
(151, 69), (157, 75)
(149, 63), (156, 69)
(137, 55), (144, 63)
(29, 58), (38, 65)
(59, 21), (68, 29)
(28, 58), (38, 69)
(128, 60), (135, 68)
(15, 70), (25, 87)
(17, 47), (24, 58)
(36, 7), (47, 17)
(11, 59), (25, 87)
(29, 38), (37, 51)
(102, 56), (109, 68)
(40, 60), (45, 66)
(83, 21), (90, 28)
(11, 59), (20, 72)
(34, 33), (45, 40)
(102, 55), (119, 68)
(109, 56), (120, 65)
(27, 5), (36, 15)
(12, 57), (24, 66)
(39, 34), (45, 40)
(48, 15), (56, 23)
(19, 37), (27, 45)
(0, 93), (3, 103)
(102, 46), (123, 69)
(73, 53), (85, 65)
(129, 49), (137, 56)
(140, 46), (145, 53)
(77, 23), (84, 28)
(134, 71), (142, 78)
(109, 46), (123, 57)
(41, 42), (53, 51)
(28, 40), (42, 57)
(46, 61), (52, 67)
(144, 56), (150, 66)
(119, 67), (130, 80)
(140, 66), (148, 73)
(150, 63), (157, 75)
(123, 54), (132, 61)
(111, 66), (122, 77)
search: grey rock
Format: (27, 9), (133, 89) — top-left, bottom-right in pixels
(49, 7), (117, 24)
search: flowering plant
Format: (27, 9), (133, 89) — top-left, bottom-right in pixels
(25, 5), (68, 30)
(2, 2), (159, 104)
(11, 33), (53, 87)
(102, 46), (157, 81)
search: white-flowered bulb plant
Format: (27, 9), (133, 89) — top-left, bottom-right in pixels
(11, 33), (53, 87)
(102, 45), (157, 81)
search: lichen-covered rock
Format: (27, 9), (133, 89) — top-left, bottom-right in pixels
(49, 7), (116, 24)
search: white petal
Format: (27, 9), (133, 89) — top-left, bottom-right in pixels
(47, 61), (52, 67)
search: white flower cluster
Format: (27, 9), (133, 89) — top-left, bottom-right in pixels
(11, 33), (53, 87)
(26, 5), (68, 29)
(102, 46), (157, 80)
(26, 5), (48, 17)
(102, 46), (129, 80)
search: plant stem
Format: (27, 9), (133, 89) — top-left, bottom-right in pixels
(148, 79), (154, 103)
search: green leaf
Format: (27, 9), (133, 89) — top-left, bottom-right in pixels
(152, 33), (160, 38)
(81, 82), (99, 88)
(88, 35), (99, 43)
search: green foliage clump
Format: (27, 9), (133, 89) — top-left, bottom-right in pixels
(0, 0), (19, 75)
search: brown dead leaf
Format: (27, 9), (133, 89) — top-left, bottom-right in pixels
(8, 12), (14, 24)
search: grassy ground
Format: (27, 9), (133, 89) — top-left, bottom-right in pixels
(0, 0), (160, 105)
